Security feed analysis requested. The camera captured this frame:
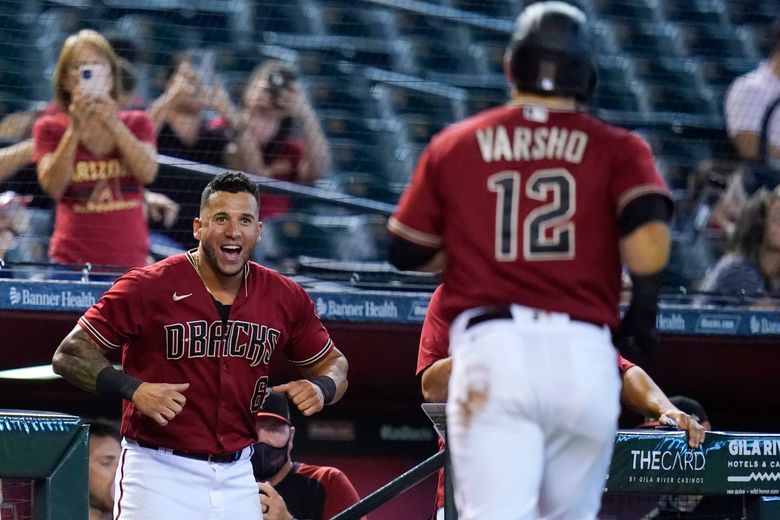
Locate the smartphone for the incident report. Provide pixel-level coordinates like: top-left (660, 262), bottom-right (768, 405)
top-left (79, 64), bottom-right (111, 97)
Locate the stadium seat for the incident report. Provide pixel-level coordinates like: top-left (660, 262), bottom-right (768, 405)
top-left (371, 82), bottom-right (463, 122)
top-left (632, 56), bottom-right (704, 90)
top-left (611, 20), bottom-right (686, 58)
top-left (401, 113), bottom-right (446, 145)
top-left (331, 172), bottom-right (398, 204)
top-left (446, 0), bottom-right (521, 18)
top-left (591, 0), bottom-right (660, 22)
top-left (303, 76), bottom-right (377, 118)
top-left (329, 137), bottom-right (385, 176)
top-left (254, 214), bottom-right (335, 265)
top-left (644, 83), bottom-right (718, 117)
top-left (254, 1), bottom-right (311, 35)
top-left (661, 0), bottom-right (726, 25)
top-left (466, 86), bottom-right (507, 116)
top-left (679, 22), bottom-right (752, 59)
top-left (319, 213), bottom-right (389, 262)
top-left (724, 0), bottom-right (777, 28)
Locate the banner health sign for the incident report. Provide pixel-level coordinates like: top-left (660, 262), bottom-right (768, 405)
top-left (606, 431), bottom-right (780, 495)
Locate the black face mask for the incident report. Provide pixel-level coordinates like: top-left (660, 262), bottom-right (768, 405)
top-left (252, 442), bottom-right (289, 480)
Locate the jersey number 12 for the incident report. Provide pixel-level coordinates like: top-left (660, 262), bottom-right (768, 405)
top-left (488, 168), bottom-right (575, 262)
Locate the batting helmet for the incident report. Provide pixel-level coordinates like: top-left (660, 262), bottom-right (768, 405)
top-left (506, 1), bottom-right (597, 102)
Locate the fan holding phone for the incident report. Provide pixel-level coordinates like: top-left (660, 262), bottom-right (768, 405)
top-left (32, 29), bottom-right (158, 271)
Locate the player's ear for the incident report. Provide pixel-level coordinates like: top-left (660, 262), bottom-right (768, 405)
top-left (288, 426), bottom-right (295, 451)
top-left (193, 217), bottom-right (202, 240)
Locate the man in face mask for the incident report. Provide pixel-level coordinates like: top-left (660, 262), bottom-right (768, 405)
top-left (252, 392), bottom-right (365, 520)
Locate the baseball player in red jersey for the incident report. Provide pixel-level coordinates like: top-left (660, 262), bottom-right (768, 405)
top-left (418, 285), bottom-right (705, 519)
top-left (52, 171), bottom-right (349, 519)
top-left (388, 3), bottom-right (672, 518)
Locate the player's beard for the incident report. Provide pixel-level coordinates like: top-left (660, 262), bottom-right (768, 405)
top-left (201, 241), bottom-right (248, 279)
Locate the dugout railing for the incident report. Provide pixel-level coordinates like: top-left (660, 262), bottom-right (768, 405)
top-left (332, 429), bottom-right (780, 520)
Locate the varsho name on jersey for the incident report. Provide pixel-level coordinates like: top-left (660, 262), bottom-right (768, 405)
top-left (165, 320), bottom-right (280, 367)
top-left (476, 125), bottom-right (588, 164)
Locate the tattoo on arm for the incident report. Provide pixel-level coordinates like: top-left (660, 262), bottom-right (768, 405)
top-left (52, 327), bottom-right (112, 393)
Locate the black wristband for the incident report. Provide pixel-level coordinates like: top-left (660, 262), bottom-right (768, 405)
top-left (96, 366), bottom-right (143, 401)
top-left (629, 271), bottom-right (664, 311)
top-left (312, 375), bottom-right (337, 405)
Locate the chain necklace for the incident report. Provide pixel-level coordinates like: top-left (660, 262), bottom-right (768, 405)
top-left (192, 251), bottom-right (222, 303)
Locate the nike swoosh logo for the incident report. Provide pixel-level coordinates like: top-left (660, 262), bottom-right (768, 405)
top-left (172, 292), bottom-right (193, 302)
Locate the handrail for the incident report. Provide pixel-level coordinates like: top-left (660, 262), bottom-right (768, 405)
top-left (330, 450), bottom-right (445, 520)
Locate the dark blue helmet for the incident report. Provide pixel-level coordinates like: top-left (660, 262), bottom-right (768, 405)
top-left (506, 1), bottom-right (597, 102)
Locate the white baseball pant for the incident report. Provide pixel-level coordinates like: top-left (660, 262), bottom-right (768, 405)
top-left (114, 439), bottom-right (262, 520)
top-left (446, 304), bottom-right (621, 520)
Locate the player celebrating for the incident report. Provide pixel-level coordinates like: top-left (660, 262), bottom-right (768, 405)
top-left (52, 171), bottom-right (348, 519)
top-left (388, 2), bottom-right (672, 518)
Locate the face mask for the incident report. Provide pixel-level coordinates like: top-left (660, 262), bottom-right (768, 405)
top-left (252, 442), bottom-right (289, 480)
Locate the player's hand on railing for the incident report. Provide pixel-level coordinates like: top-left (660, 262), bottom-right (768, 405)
top-left (273, 380), bottom-right (324, 417)
top-left (258, 482), bottom-right (293, 520)
top-left (131, 382), bottom-right (190, 426)
top-left (660, 410), bottom-right (706, 449)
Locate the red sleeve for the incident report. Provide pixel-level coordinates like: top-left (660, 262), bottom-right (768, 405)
top-left (120, 111), bottom-right (156, 145)
top-left (387, 144), bottom-right (444, 248)
top-left (78, 272), bottom-right (145, 350)
top-left (617, 354), bottom-right (636, 374)
top-left (32, 114), bottom-right (67, 161)
top-left (416, 285), bottom-right (450, 376)
top-left (284, 283), bottom-right (334, 367)
top-left (609, 132), bottom-right (670, 218)
top-left (318, 467), bottom-right (362, 520)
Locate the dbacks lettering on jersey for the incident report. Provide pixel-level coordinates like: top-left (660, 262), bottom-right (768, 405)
top-left (476, 125), bottom-right (588, 164)
top-left (164, 320), bottom-right (280, 367)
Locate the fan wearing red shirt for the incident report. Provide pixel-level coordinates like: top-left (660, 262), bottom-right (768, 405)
top-left (34, 29), bottom-right (158, 269)
top-left (52, 171), bottom-right (349, 520)
top-left (210, 60), bottom-right (331, 219)
top-left (417, 285), bottom-right (706, 519)
top-left (253, 392), bottom-right (364, 520)
top-left (388, 3), bottom-right (674, 518)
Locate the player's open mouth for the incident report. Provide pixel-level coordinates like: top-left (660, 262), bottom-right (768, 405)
top-left (220, 245), bottom-right (242, 261)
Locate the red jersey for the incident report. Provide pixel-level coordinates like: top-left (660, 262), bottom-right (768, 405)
top-left (390, 104), bottom-right (669, 329)
top-left (275, 462), bottom-right (363, 520)
top-left (417, 283), bottom-right (636, 509)
top-left (33, 111), bottom-right (156, 267)
top-left (78, 251), bottom-right (334, 454)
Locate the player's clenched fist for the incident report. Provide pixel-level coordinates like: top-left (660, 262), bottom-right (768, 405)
top-left (273, 381), bottom-right (324, 417)
top-left (257, 482), bottom-right (292, 520)
top-left (131, 382), bottom-right (190, 426)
